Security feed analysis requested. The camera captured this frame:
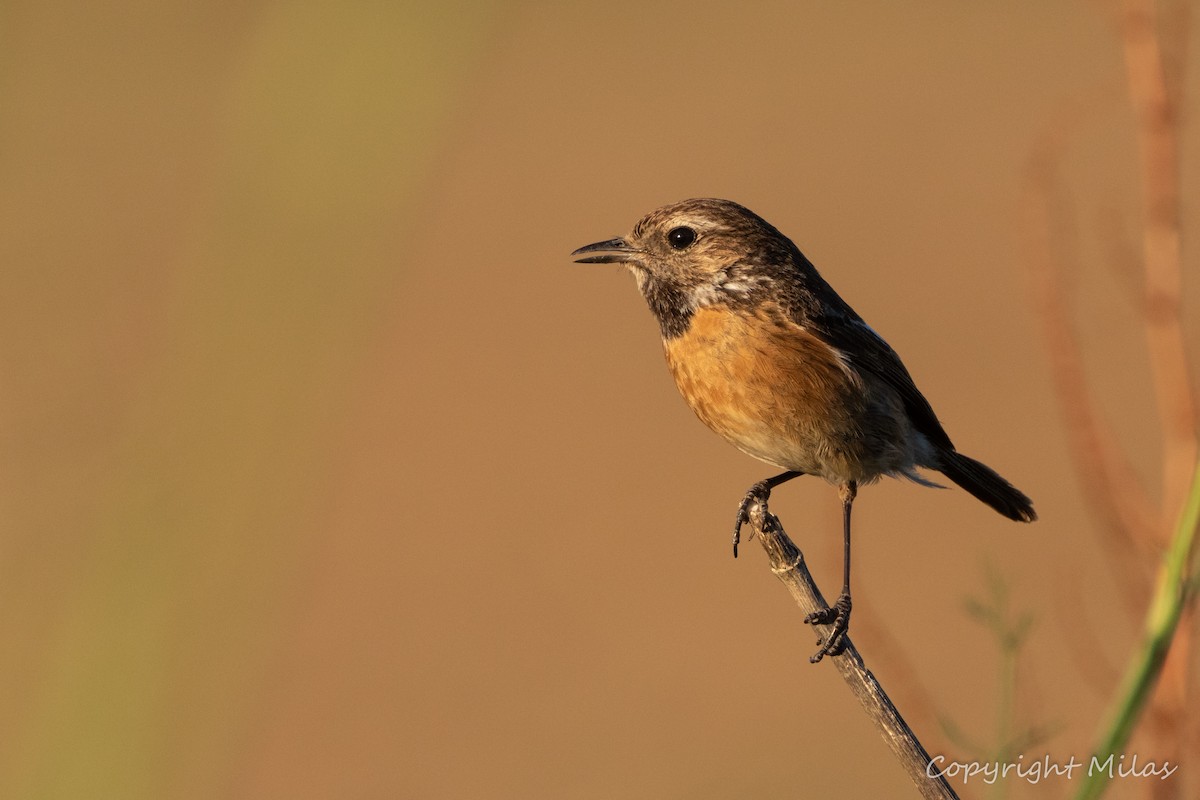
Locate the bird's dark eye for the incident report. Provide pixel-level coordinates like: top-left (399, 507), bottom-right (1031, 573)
top-left (667, 226), bottom-right (696, 249)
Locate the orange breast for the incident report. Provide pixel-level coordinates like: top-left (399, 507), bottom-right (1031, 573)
top-left (662, 305), bottom-right (883, 479)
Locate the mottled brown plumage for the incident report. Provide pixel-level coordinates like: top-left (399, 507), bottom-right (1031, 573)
top-left (573, 198), bottom-right (1035, 661)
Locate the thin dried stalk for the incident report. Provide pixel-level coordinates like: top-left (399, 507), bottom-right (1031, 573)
top-left (746, 503), bottom-right (959, 800)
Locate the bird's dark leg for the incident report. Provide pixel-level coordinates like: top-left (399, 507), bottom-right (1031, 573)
top-left (805, 480), bottom-right (857, 662)
top-left (732, 470), bottom-right (803, 557)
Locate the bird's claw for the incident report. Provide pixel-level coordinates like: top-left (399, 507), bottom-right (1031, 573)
top-left (732, 479), bottom-right (775, 558)
top-left (805, 592), bottom-right (852, 663)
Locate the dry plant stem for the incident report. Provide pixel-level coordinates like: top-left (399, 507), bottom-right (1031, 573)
top-left (1121, 0), bottom-right (1198, 521)
top-left (1021, 3), bottom-right (1198, 792)
top-left (747, 503), bottom-right (959, 800)
top-left (1024, 140), bottom-right (1159, 598)
top-left (1120, 0), bottom-right (1198, 786)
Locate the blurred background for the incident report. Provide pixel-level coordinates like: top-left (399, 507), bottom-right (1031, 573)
top-left (1, 2), bottom-right (1197, 798)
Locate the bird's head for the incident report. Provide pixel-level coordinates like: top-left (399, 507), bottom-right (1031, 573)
top-left (573, 198), bottom-right (806, 337)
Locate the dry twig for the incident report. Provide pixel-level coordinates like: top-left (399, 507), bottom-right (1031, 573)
top-left (746, 501), bottom-right (959, 800)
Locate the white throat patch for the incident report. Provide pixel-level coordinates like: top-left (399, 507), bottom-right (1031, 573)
top-left (686, 271), bottom-right (762, 310)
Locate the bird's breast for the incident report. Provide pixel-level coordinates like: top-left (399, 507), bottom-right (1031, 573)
top-left (662, 305), bottom-right (890, 479)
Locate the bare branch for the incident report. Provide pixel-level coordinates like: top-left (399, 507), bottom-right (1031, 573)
top-left (747, 503), bottom-right (960, 800)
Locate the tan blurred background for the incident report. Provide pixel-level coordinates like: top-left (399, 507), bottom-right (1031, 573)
top-left (1, 2), bottom-right (1197, 798)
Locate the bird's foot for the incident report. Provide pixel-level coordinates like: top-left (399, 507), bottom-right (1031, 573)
top-left (732, 479), bottom-right (777, 558)
top-left (804, 592), bottom-right (852, 663)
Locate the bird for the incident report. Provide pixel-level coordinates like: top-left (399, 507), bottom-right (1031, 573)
top-left (572, 198), bottom-right (1036, 662)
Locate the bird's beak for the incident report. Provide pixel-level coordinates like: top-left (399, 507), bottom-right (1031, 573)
top-left (572, 237), bottom-right (637, 264)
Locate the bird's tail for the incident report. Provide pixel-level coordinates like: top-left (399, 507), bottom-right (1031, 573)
top-left (937, 450), bottom-right (1036, 522)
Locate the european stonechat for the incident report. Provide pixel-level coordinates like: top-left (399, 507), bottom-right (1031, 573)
top-left (573, 198), bottom-right (1036, 661)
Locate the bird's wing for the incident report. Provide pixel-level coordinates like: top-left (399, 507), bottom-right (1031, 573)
top-left (809, 311), bottom-right (955, 452)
